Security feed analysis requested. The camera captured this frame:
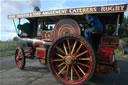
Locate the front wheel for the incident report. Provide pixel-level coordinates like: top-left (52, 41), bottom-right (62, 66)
top-left (15, 47), bottom-right (26, 70)
top-left (47, 34), bottom-right (96, 85)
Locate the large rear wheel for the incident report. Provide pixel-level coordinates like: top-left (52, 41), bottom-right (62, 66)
top-left (15, 47), bottom-right (26, 70)
top-left (47, 34), bottom-right (96, 85)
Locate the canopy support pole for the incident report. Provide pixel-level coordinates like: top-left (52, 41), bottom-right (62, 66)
top-left (12, 19), bottom-right (18, 33)
top-left (115, 14), bottom-right (120, 36)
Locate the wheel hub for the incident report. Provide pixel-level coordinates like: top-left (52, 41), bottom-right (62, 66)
top-left (65, 56), bottom-right (73, 64)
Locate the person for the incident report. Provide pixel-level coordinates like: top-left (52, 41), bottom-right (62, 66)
top-left (17, 23), bottom-right (32, 37)
top-left (85, 15), bottom-right (103, 43)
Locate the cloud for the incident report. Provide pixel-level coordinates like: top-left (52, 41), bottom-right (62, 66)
top-left (0, 0), bottom-right (24, 13)
top-left (41, 0), bottom-right (67, 10)
top-left (0, 32), bottom-right (17, 41)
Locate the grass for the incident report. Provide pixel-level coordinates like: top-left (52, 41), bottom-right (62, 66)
top-left (0, 41), bottom-right (17, 57)
top-left (114, 37), bottom-right (128, 56)
top-left (0, 50), bottom-right (15, 57)
top-left (0, 41), bottom-right (16, 46)
top-left (0, 41), bottom-right (17, 51)
top-left (114, 48), bottom-right (124, 56)
top-left (0, 40), bottom-right (28, 57)
top-left (121, 37), bottom-right (128, 42)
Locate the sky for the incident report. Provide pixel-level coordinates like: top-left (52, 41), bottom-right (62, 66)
top-left (0, 0), bottom-right (128, 41)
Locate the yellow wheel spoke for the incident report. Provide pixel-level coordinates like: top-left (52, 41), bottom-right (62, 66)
top-left (18, 51), bottom-right (21, 56)
top-left (16, 56), bottom-right (19, 60)
top-left (65, 64), bottom-right (69, 80)
top-left (19, 55), bottom-right (22, 59)
top-left (17, 61), bottom-right (21, 66)
top-left (76, 50), bottom-right (88, 58)
top-left (77, 62), bottom-right (89, 68)
top-left (57, 62), bottom-right (65, 68)
top-left (52, 59), bottom-right (63, 62)
top-left (56, 46), bottom-right (65, 55)
top-left (56, 53), bottom-right (64, 59)
top-left (16, 55), bottom-right (22, 60)
top-left (71, 41), bottom-right (77, 54)
top-left (90, 56), bottom-right (93, 62)
top-left (71, 66), bottom-right (73, 80)
top-left (67, 39), bottom-right (71, 53)
top-left (78, 58), bottom-right (91, 61)
top-left (63, 43), bottom-right (68, 55)
top-left (75, 43), bottom-right (83, 55)
top-left (58, 65), bottom-right (66, 74)
top-left (72, 65), bottom-right (80, 79)
top-left (77, 65), bottom-right (86, 75)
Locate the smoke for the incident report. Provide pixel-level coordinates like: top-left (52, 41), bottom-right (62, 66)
top-left (1, 0), bottom-right (23, 14)
top-left (0, 0), bottom-right (41, 14)
top-left (27, 0), bottom-right (41, 9)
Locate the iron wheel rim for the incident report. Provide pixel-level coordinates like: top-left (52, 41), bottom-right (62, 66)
top-left (15, 48), bottom-right (23, 68)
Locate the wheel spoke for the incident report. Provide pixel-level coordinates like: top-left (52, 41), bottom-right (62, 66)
top-left (57, 62), bottom-right (65, 68)
top-left (76, 50), bottom-right (88, 58)
top-left (77, 62), bottom-right (89, 68)
top-left (67, 39), bottom-right (71, 53)
top-left (90, 56), bottom-right (93, 62)
top-left (52, 59), bottom-right (63, 62)
top-left (56, 46), bottom-right (66, 55)
top-left (65, 64), bottom-right (69, 80)
top-left (63, 43), bottom-right (68, 55)
top-left (16, 56), bottom-right (22, 61)
top-left (56, 53), bottom-right (64, 59)
top-left (16, 56), bottom-right (19, 61)
top-left (71, 41), bottom-right (77, 54)
top-left (75, 43), bottom-right (83, 55)
top-left (17, 61), bottom-right (21, 67)
top-left (78, 58), bottom-right (91, 61)
top-left (77, 65), bottom-right (86, 75)
top-left (18, 51), bottom-right (20, 56)
top-left (71, 65), bottom-right (73, 80)
top-left (58, 65), bottom-right (66, 74)
top-left (72, 65), bottom-right (80, 79)
top-left (18, 51), bottom-right (21, 57)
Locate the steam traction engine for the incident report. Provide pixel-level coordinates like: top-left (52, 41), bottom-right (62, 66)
top-left (8, 3), bottom-right (128, 85)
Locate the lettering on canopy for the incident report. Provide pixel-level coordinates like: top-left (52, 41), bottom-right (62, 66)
top-left (8, 4), bottom-right (127, 19)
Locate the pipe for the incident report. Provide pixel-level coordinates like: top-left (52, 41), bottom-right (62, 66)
top-left (19, 38), bottom-right (52, 47)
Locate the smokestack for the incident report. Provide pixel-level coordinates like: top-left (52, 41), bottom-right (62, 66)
top-left (34, 6), bottom-right (40, 11)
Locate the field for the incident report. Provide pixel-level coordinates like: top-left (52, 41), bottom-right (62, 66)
top-left (0, 41), bottom-right (17, 56)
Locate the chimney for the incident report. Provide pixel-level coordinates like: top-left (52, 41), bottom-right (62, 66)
top-left (34, 6), bottom-right (40, 11)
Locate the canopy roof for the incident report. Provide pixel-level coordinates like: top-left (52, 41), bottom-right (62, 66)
top-left (8, 3), bottom-right (128, 24)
